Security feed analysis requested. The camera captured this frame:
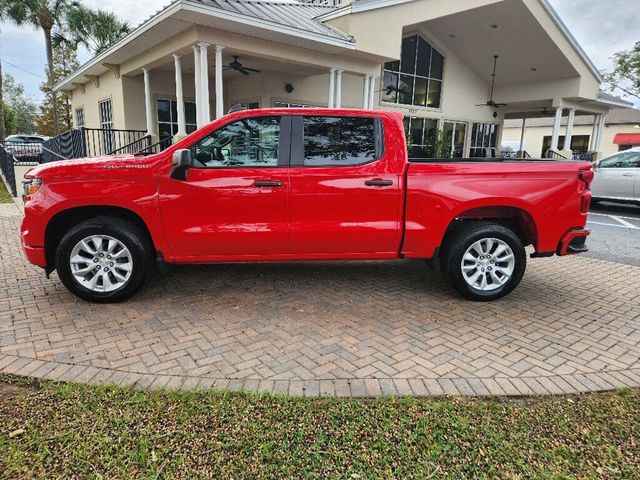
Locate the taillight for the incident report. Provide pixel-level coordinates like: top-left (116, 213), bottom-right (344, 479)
top-left (579, 169), bottom-right (594, 188)
top-left (578, 168), bottom-right (593, 213)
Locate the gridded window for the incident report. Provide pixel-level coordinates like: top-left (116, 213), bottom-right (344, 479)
top-left (382, 35), bottom-right (444, 108)
top-left (273, 100), bottom-right (322, 108)
top-left (157, 99), bottom-right (197, 143)
top-left (75, 107), bottom-right (85, 128)
top-left (190, 116), bottom-right (280, 168)
top-left (98, 99), bottom-right (113, 129)
top-left (470, 123), bottom-right (499, 157)
top-left (403, 116), bottom-right (439, 159)
top-left (303, 116), bottom-right (378, 166)
top-left (98, 99), bottom-right (114, 152)
top-left (228, 100), bottom-right (260, 113)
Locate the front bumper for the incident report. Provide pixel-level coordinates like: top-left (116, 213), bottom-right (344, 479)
top-left (21, 227), bottom-right (46, 267)
top-left (557, 229), bottom-right (590, 256)
top-left (22, 242), bottom-right (46, 267)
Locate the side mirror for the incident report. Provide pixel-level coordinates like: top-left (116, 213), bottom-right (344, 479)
top-left (593, 160), bottom-right (601, 171)
top-left (170, 149), bottom-right (192, 180)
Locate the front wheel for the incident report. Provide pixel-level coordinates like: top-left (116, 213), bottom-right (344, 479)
top-left (441, 222), bottom-right (526, 301)
top-left (55, 217), bottom-right (152, 303)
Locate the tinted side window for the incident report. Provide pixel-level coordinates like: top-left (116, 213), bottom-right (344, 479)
top-left (600, 152), bottom-right (640, 169)
top-left (303, 116), bottom-right (378, 166)
top-left (190, 116), bottom-right (280, 168)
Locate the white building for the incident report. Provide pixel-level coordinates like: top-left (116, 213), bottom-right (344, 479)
top-left (54, 0), bottom-right (622, 159)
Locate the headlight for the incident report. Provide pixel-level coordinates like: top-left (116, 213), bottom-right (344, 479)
top-left (22, 177), bottom-right (42, 198)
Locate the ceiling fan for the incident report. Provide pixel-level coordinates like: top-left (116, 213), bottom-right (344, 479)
top-left (223, 56), bottom-right (261, 75)
top-left (476, 55), bottom-right (508, 108)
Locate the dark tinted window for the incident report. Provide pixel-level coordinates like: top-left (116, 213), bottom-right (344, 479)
top-left (303, 116), bottom-right (378, 166)
top-left (600, 151), bottom-right (640, 168)
top-left (190, 116), bottom-right (280, 168)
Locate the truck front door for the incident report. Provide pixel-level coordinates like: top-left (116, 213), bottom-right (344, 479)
top-left (158, 115), bottom-right (290, 259)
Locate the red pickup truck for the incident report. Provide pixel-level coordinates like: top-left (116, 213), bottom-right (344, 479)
top-left (20, 109), bottom-right (593, 303)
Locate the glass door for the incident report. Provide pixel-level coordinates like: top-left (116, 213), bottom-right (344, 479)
top-left (443, 121), bottom-right (467, 158)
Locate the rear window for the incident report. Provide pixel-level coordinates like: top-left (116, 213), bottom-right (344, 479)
top-left (303, 116), bottom-right (379, 166)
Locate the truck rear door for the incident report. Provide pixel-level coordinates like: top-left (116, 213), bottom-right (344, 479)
top-left (287, 114), bottom-right (403, 256)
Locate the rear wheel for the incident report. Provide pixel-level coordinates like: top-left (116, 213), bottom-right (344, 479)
top-left (55, 217), bottom-right (152, 303)
top-left (441, 222), bottom-right (526, 301)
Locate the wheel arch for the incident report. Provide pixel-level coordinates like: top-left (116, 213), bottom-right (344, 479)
top-left (45, 205), bottom-right (155, 269)
top-left (442, 205), bottom-right (538, 252)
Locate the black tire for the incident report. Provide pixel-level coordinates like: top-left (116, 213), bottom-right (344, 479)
top-left (55, 216), bottom-right (152, 303)
top-left (441, 222), bottom-right (526, 301)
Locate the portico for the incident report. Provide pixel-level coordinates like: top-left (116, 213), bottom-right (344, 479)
top-left (52, 0), bottom-right (625, 160)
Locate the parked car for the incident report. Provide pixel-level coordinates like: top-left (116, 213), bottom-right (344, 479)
top-left (20, 109), bottom-right (593, 303)
top-left (591, 147), bottom-right (640, 206)
top-left (3, 134), bottom-right (48, 162)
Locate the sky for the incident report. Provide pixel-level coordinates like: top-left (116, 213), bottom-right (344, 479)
top-left (1, 0), bottom-right (639, 105)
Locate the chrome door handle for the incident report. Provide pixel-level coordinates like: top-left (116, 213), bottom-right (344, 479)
top-left (254, 181), bottom-right (282, 188)
top-left (365, 179), bottom-right (393, 187)
top-left (622, 173), bottom-right (634, 177)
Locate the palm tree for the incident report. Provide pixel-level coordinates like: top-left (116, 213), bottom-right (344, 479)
top-left (54, 4), bottom-right (129, 55)
top-left (0, 0), bottom-right (75, 135)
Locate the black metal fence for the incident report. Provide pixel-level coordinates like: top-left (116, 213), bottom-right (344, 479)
top-left (0, 144), bottom-right (18, 197)
top-left (40, 127), bottom-right (155, 162)
top-left (82, 128), bottom-right (149, 157)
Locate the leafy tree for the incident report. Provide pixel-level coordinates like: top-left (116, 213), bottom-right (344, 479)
top-left (3, 102), bottom-right (17, 135)
top-left (3, 73), bottom-right (39, 134)
top-left (54, 3), bottom-right (129, 54)
top-left (605, 41), bottom-right (640, 101)
top-left (36, 41), bottom-right (78, 136)
top-left (0, 0), bottom-right (76, 135)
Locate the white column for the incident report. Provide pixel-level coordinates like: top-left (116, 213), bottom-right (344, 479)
top-left (594, 114), bottom-right (605, 152)
top-left (589, 115), bottom-right (598, 151)
top-left (550, 106), bottom-right (563, 151)
top-left (193, 45), bottom-right (202, 128)
top-left (215, 45), bottom-right (225, 119)
top-left (143, 68), bottom-right (156, 137)
top-left (367, 75), bottom-right (376, 109)
top-left (173, 54), bottom-right (186, 137)
top-left (199, 43), bottom-right (210, 124)
top-left (328, 68), bottom-right (336, 108)
top-left (362, 74), bottom-right (371, 109)
top-left (335, 69), bottom-right (343, 108)
top-left (564, 108), bottom-right (576, 152)
top-left (519, 118), bottom-right (526, 152)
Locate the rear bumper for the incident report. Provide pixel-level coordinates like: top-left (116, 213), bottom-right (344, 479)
top-left (557, 229), bottom-right (590, 256)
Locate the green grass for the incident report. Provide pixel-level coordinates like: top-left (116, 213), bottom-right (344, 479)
top-left (0, 374), bottom-right (638, 479)
top-left (0, 178), bottom-right (12, 203)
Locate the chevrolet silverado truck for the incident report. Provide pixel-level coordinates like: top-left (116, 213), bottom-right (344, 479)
top-left (20, 109), bottom-right (593, 303)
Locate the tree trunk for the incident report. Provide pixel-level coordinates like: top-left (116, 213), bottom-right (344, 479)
top-left (44, 27), bottom-right (59, 135)
top-left (0, 60), bottom-right (5, 143)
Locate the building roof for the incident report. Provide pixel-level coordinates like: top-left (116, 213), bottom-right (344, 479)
top-left (192, 0), bottom-right (352, 42)
top-left (504, 107), bottom-right (640, 128)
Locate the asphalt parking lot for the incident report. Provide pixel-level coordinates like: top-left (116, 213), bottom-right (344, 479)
top-left (587, 202), bottom-right (640, 266)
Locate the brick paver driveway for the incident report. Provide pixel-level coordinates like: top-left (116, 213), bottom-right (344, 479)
top-left (1, 209), bottom-right (639, 397)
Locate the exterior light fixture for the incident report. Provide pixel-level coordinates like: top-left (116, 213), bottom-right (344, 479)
top-left (285, 83), bottom-right (294, 93)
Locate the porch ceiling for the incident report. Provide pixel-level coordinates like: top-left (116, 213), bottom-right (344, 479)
top-left (152, 51), bottom-right (325, 77)
top-left (422, 0), bottom-right (578, 87)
